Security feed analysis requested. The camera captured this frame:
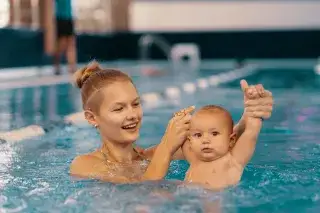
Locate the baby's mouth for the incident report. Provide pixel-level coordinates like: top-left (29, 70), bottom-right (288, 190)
top-left (201, 148), bottom-right (214, 153)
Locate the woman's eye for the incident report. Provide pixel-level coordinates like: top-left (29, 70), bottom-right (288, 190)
top-left (133, 102), bottom-right (140, 107)
top-left (113, 107), bottom-right (123, 112)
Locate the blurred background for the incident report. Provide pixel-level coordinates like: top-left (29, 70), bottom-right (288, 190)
top-left (0, 0), bottom-right (319, 68)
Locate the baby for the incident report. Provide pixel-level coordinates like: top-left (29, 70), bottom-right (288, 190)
top-left (182, 104), bottom-right (262, 190)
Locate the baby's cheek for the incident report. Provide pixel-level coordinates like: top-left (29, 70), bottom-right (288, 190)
top-left (191, 141), bottom-right (201, 151)
top-left (190, 141), bottom-right (197, 150)
top-left (221, 141), bottom-right (231, 152)
top-left (190, 138), bottom-right (198, 145)
top-left (214, 138), bottom-right (229, 149)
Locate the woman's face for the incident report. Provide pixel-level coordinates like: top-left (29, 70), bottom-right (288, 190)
top-left (94, 81), bottom-right (143, 145)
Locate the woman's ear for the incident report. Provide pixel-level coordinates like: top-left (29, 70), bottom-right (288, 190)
top-left (84, 109), bottom-right (98, 128)
top-left (229, 132), bottom-right (237, 149)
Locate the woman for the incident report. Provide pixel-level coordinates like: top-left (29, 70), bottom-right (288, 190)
top-left (70, 62), bottom-right (273, 182)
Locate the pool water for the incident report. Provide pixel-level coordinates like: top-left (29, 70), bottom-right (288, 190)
top-left (0, 64), bottom-right (320, 212)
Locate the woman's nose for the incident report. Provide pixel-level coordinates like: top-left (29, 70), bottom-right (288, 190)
top-left (126, 107), bottom-right (138, 120)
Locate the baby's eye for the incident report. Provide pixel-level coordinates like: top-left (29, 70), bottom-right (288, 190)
top-left (193, 133), bottom-right (202, 138)
top-left (211, 131), bottom-right (219, 136)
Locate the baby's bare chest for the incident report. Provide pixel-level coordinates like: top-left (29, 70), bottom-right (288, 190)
top-left (185, 165), bottom-right (242, 188)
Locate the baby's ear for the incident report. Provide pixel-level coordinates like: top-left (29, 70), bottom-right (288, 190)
top-left (229, 132), bottom-right (237, 149)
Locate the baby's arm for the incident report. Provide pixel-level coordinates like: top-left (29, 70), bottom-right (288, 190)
top-left (230, 116), bottom-right (262, 167)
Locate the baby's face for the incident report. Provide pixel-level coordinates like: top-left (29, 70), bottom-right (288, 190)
top-left (186, 111), bottom-right (234, 162)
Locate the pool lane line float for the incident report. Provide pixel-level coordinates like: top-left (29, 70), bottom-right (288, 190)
top-left (0, 125), bottom-right (46, 143)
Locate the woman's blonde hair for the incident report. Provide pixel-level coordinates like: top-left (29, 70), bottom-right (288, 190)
top-left (73, 61), bottom-right (133, 112)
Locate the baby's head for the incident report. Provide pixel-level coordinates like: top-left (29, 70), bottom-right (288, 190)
top-left (183, 105), bottom-right (236, 163)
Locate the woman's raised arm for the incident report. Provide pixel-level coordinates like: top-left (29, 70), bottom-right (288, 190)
top-left (142, 106), bottom-right (195, 180)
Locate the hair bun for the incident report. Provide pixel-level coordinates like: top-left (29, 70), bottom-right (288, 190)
top-left (73, 61), bottom-right (102, 89)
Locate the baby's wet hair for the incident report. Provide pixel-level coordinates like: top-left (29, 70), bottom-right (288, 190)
top-left (197, 105), bottom-right (234, 132)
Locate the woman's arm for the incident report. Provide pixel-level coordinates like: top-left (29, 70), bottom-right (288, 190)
top-left (142, 106), bottom-right (194, 180)
top-left (142, 139), bottom-right (172, 180)
top-left (142, 145), bottom-right (185, 160)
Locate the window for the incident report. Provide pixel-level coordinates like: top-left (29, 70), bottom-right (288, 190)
top-left (0, 0), bottom-right (10, 28)
top-left (72, 0), bottom-right (112, 33)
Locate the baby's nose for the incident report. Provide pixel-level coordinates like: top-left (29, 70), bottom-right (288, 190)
top-left (202, 138), bottom-right (210, 144)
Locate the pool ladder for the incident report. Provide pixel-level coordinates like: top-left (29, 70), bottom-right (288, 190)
top-left (138, 34), bottom-right (201, 70)
top-left (315, 57), bottom-right (320, 75)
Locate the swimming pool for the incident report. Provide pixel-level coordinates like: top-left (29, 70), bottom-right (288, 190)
top-left (0, 60), bottom-right (319, 212)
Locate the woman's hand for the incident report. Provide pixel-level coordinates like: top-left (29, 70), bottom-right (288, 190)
top-left (240, 80), bottom-right (273, 119)
top-left (232, 80), bottom-right (273, 150)
top-left (161, 105), bottom-right (195, 155)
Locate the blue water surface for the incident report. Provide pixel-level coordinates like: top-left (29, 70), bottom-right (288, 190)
top-left (0, 63), bottom-right (319, 213)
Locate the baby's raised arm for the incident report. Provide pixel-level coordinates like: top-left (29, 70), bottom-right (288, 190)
top-left (230, 116), bottom-right (262, 167)
top-left (229, 81), bottom-right (271, 167)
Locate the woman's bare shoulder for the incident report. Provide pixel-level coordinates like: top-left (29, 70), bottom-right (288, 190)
top-left (69, 151), bottom-right (104, 177)
top-left (69, 152), bottom-right (139, 183)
